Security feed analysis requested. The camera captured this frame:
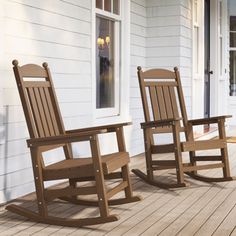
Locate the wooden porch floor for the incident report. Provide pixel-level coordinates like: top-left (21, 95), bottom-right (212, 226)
top-left (2, 143), bottom-right (236, 235)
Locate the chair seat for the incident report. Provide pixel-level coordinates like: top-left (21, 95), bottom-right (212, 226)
top-left (43, 152), bottom-right (129, 181)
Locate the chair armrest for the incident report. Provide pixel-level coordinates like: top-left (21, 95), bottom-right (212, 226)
top-left (66, 122), bottom-right (132, 134)
top-left (188, 115), bottom-right (232, 126)
top-left (141, 118), bottom-right (182, 129)
top-left (27, 129), bottom-right (106, 147)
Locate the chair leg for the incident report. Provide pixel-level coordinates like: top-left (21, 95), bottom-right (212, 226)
top-left (90, 135), bottom-right (110, 218)
top-left (121, 165), bottom-right (141, 202)
top-left (121, 165), bottom-right (133, 198)
top-left (143, 129), bottom-right (154, 181)
top-left (172, 122), bottom-right (185, 185)
top-left (31, 148), bottom-right (48, 217)
top-left (189, 151), bottom-right (197, 175)
top-left (186, 123), bottom-right (197, 175)
top-left (218, 119), bottom-right (231, 178)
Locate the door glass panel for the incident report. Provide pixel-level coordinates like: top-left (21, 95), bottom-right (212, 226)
top-left (104, 0), bottom-right (111, 12)
top-left (96, 0), bottom-right (103, 9)
top-left (230, 51), bottom-right (236, 96)
top-left (113, 0), bottom-right (120, 15)
top-left (230, 33), bottom-right (236, 47)
top-left (96, 17), bottom-right (115, 108)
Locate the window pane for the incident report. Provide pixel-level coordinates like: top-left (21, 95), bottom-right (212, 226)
top-left (230, 33), bottom-right (236, 47)
top-left (104, 0), bottom-right (111, 12)
top-left (230, 16), bottom-right (236, 31)
top-left (96, 0), bottom-right (102, 9)
top-left (113, 0), bottom-right (120, 15)
top-left (96, 17), bottom-right (115, 108)
top-left (230, 51), bottom-right (236, 96)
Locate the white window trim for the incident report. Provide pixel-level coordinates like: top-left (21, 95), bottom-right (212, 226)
top-left (91, 0), bottom-right (130, 124)
top-left (191, 0), bottom-right (204, 121)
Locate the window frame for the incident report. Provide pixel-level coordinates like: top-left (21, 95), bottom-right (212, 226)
top-left (91, 0), bottom-right (130, 124)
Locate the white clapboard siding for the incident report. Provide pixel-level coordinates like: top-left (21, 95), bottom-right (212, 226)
top-left (4, 1), bottom-right (91, 35)
top-left (129, 0), bottom-right (146, 156)
top-left (0, 0), bottom-right (93, 203)
top-left (5, 19), bottom-right (91, 48)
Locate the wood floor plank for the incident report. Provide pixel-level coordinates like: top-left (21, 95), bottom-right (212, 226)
top-left (194, 187), bottom-right (236, 236)
top-left (212, 204), bottom-right (236, 236)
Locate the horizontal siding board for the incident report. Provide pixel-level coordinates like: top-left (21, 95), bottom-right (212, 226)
top-left (5, 35), bottom-right (91, 61)
top-left (130, 24), bottom-right (146, 37)
top-left (131, 45), bottom-right (146, 57)
top-left (0, 153), bottom-right (31, 175)
top-left (5, 18), bottom-right (91, 48)
top-left (147, 36), bottom-right (180, 47)
top-left (5, 2), bottom-right (91, 35)
top-left (147, 16), bottom-right (181, 27)
top-left (59, 0), bottom-right (91, 9)
top-left (131, 13), bottom-right (146, 27)
top-left (147, 26), bottom-right (180, 37)
top-left (147, 6), bottom-right (181, 17)
top-left (9, 0), bottom-right (91, 22)
top-left (146, 57), bottom-right (180, 67)
top-left (1, 139), bottom-right (28, 158)
top-left (0, 168), bottom-right (34, 191)
top-left (131, 34), bottom-right (146, 47)
top-left (0, 181), bottom-right (35, 203)
top-left (146, 47), bottom-right (180, 57)
top-left (131, 1), bottom-right (146, 17)
top-left (2, 55), bottom-right (91, 74)
top-left (131, 55), bottom-right (146, 67)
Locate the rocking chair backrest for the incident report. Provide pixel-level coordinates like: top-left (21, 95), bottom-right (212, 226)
top-left (137, 66), bottom-right (188, 132)
top-left (13, 60), bottom-right (65, 139)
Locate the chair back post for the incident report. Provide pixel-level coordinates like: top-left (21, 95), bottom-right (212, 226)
top-left (13, 60), bottom-right (38, 138)
top-left (174, 67), bottom-right (188, 127)
top-left (137, 66), bottom-right (151, 122)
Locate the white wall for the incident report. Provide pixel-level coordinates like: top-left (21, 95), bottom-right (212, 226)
top-left (129, 0), bottom-right (146, 156)
top-left (0, 0), bottom-right (93, 203)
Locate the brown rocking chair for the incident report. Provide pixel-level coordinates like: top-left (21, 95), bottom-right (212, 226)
top-left (132, 66), bottom-right (234, 188)
top-left (6, 60), bottom-right (141, 227)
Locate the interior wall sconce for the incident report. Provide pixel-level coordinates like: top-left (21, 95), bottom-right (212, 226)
top-left (97, 36), bottom-right (110, 50)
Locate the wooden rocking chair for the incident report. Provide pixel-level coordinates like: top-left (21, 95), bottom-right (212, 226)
top-left (132, 66), bottom-right (234, 188)
top-left (6, 60), bottom-right (141, 227)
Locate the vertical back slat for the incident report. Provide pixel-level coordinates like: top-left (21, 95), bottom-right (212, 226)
top-left (156, 87), bottom-right (167, 120)
top-left (34, 87), bottom-right (50, 137)
top-left (163, 86), bottom-right (173, 119)
top-left (149, 86), bottom-right (160, 120)
top-left (27, 88), bottom-right (45, 137)
top-left (174, 68), bottom-right (188, 126)
top-left (39, 87), bottom-right (55, 136)
top-left (169, 86), bottom-right (179, 118)
top-left (44, 88), bottom-right (60, 135)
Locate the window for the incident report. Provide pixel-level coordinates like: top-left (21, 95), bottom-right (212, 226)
top-left (95, 0), bottom-right (121, 116)
top-left (229, 16), bottom-right (236, 96)
top-left (193, 0), bottom-right (200, 74)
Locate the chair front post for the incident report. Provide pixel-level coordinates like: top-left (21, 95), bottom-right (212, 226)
top-left (218, 119), bottom-right (231, 178)
top-left (143, 128), bottom-right (154, 180)
top-left (30, 147), bottom-right (48, 217)
top-left (172, 121), bottom-right (185, 184)
top-left (116, 127), bottom-right (133, 198)
top-left (90, 135), bottom-right (109, 218)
